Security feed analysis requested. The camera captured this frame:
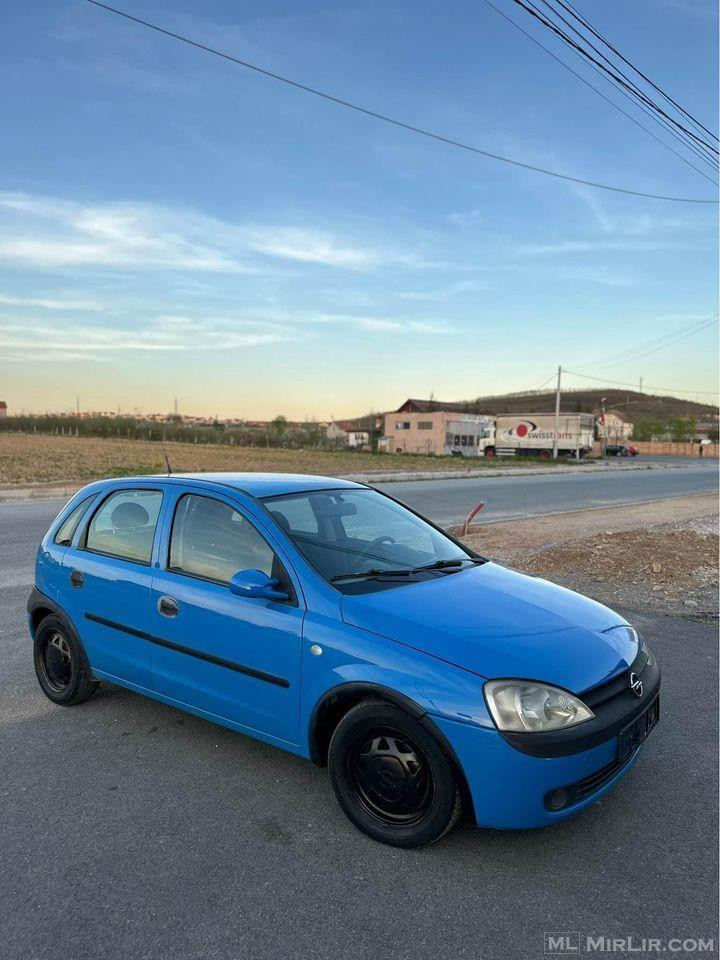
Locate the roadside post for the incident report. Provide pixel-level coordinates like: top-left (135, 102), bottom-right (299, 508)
top-left (461, 500), bottom-right (485, 538)
top-left (552, 366), bottom-right (561, 459)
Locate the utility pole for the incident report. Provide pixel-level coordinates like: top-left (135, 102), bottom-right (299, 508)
top-left (639, 377), bottom-right (643, 394)
top-left (76, 395), bottom-right (80, 417)
top-left (552, 366), bottom-right (561, 459)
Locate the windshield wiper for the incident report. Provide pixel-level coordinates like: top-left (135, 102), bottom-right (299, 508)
top-left (330, 568), bottom-right (421, 583)
top-left (412, 557), bottom-right (486, 572)
top-left (331, 557), bottom-right (486, 583)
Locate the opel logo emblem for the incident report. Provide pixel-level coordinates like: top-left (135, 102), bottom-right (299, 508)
top-left (629, 672), bottom-right (643, 698)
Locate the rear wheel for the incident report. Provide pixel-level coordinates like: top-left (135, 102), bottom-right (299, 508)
top-left (483, 447), bottom-right (496, 458)
top-left (538, 449), bottom-right (551, 460)
top-left (328, 700), bottom-right (461, 847)
top-left (34, 614), bottom-right (98, 706)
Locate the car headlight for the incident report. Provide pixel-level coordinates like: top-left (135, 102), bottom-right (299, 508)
top-left (484, 680), bottom-right (595, 733)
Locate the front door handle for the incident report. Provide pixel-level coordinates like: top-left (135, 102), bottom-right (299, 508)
top-left (69, 570), bottom-right (84, 589)
top-left (158, 595), bottom-right (179, 618)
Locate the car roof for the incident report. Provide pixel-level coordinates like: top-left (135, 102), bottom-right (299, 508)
top-left (141, 472), bottom-right (365, 498)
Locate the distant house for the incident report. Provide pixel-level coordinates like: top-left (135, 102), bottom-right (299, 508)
top-left (694, 419), bottom-right (719, 442)
top-left (597, 409), bottom-right (633, 441)
top-left (381, 400), bottom-right (493, 456)
top-left (0, 401), bottom-right (7, 418)
top-left (326, 420), bottom-right (370, 448)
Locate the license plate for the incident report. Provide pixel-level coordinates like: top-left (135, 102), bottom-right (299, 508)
top-left (618, 696), bottom-right (660, 763)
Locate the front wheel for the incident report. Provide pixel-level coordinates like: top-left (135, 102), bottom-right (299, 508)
top-left (328, 700), bottom-right (461, 847)
top-left (34, 614), bottom-right (98, 706)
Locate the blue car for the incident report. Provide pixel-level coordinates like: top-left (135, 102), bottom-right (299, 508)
top-left (29, 473), bottom-right (660, 847)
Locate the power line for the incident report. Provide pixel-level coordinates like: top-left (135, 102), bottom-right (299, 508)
top-left (479, 0), bottom-right (718, 186)
top-left (511, 0), bottom-right (718, 162)
top-left (515, 0), bottom-right (717, 171)
top-left (534, 3), bottom-right (719, 172)
top-left (84, 0), bottom-right (718, 204)
top-left (571, 314), bottom-right (719, 369)
top-left (533, 0), bottom-right (718, 159)
top-left (517, 371), bottom-right (558, 393)
top-left (510, 0), bottom-right (718, 172)
top-left (559, 0), bottom-right (718, 145)
top-left (563, 368), bottom-right (719, 396)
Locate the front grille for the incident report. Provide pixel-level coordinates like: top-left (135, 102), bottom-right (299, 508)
top-left (544, 753), bottom-right (634, 811)
top-left (572, 757), bottom-right (626, 801)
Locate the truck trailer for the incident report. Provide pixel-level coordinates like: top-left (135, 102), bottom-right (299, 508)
top-left (478, 413), bottom-right (595, 459)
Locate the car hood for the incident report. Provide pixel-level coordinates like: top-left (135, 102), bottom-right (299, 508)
top-left (340, 562), bottom-right (636, 693)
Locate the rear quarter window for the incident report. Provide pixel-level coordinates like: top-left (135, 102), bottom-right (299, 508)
top-left (54, 495), bottom-right (96, 546)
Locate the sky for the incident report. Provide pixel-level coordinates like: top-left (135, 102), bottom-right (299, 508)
top-left (0, 0), bottom-right (718, 419)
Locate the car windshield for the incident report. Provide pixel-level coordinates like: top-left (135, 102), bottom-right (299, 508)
top-left (261, 488), bottom-right (472, 585)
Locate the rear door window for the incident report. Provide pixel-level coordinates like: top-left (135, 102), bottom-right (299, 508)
top-left (84, 489), bottom-right (163, 564)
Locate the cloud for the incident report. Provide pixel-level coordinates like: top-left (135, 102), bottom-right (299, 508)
top-left (310, 313), bottom-right (451, 334)
top-left (569, 185), bottom-right (701, 238)
top-left (240, 226), bottom-right (377, 268)
top-left (0, 315), bottom-right (305, 363)
top-left (0, 191), bottom-right (398, 274)
top-left (516, 239), bottom-right (680, 256)
top-left (395, 278), bottom-right (489, 301)
top-left (0, 293), bottom-right (105, 310)
top-left (554, 266), bottom-right (636, 288)
top-left (445, 209), bottom-right (483, 226)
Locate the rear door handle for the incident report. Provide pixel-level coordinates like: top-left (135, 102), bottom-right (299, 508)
top-left (158, 596), bottom-right (179, 618)
top-left (69, 570), bottom-right (84, 589)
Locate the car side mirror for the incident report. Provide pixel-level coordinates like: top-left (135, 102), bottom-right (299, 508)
top-left (229, 569), bottom-right (289, 602)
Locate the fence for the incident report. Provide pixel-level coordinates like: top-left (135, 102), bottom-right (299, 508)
top-left (631, 441), bottom-right (719, 457)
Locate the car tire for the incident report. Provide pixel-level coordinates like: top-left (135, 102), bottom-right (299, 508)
top-left (33, 614), bottom-right (98, 706)
top-left (328, 699), bottom-right (462, 847)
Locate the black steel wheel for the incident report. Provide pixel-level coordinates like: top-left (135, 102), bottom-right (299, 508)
top-left (42, 630), bottom-right (73, 693)
top-left (328, 700), bottom-right (461, 847)
top-left (347, 728), bottom-right (434, 826)
top-left (33, 614), bottom-right (98, 706)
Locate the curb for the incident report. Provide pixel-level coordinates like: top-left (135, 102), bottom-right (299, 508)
top-left (0, 460), bottom-right (697, 503)
top-left (341, 461), bottom-right (687, 484)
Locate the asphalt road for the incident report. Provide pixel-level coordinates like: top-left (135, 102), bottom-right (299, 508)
top-left (377, 461), bottom-right (718, 526)
top-left (1, 471), bottom-right (718, 959)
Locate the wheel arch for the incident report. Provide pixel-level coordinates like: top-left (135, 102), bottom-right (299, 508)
top-left (27, 587), bottom-right (66, 636)
top-left (308, 681), bottom-right (476, 823)
top-left (27, 587), bottom-right (83, 649)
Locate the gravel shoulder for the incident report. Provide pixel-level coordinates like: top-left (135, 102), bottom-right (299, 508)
top-left (461, 493), bottom-right (719, 618)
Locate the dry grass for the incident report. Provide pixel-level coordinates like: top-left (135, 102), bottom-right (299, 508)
top-left (0, 432), bottom-right (552, 486)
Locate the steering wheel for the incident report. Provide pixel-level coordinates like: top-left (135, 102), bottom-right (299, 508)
top-left (349, 536), bottom-right (397, 572)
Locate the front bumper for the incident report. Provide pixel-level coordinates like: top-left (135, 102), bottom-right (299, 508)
top-left (434, 715), bottom-right (645, 828)
top-left (433, 646), bottom-right (660, 829)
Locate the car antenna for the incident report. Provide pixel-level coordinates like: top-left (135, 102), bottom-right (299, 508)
top-left (161, 438), bottom-right (173, 475)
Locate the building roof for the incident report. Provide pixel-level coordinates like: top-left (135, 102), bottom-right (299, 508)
top-left (395, 398), bottom-right (483, 413)
top-left (604, 409), bottom-right (632, 421)
top-left (331, 420), bottom-right (368, 432)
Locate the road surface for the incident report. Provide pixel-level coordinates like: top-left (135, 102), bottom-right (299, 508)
top-left (377, 462), bottom-right (718, 526)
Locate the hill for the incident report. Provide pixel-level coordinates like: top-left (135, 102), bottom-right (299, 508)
top-left (465, 388), bottom-right (717, 422)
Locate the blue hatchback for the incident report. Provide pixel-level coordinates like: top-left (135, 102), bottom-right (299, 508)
top-left (29, 472), bottom-right (660, 846)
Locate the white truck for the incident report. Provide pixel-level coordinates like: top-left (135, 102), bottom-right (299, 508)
top-left (478, 413), bottom-right (595, 459)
